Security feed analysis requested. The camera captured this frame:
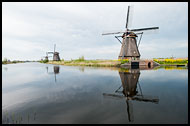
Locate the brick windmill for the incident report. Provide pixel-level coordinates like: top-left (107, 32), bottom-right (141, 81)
top-left (102, 6), bottom-right (159, 61)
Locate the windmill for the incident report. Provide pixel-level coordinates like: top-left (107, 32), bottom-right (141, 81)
top-left (103, 68), bottom-right (159, 122)
top-left (48, 44), bottom-right (61, 61)
top-left (42, 52), bottom-right (52, 61)
top-left (102, 6), bottom-right (159, 61)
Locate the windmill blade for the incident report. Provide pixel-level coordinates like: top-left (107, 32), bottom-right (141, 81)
top-left (102, 31), bottom-right (126, 35)
top-left (54, 44), bottom-right (56, 53)
top-left (129, 27), bottom-right (159, 32)
top-left (125, 6), bottom-right (130, 29)
top-left (128, 5), bottom-right (134, 30)
top-left (47, 52), bottom-right (54, 54)
top-left (125, 5), bottom-right (134, 30)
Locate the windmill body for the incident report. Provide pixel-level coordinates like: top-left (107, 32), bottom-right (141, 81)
top-left (53, 52), bottom-right (61, 61)
top-left (119, 33), bottom-right (140, 60)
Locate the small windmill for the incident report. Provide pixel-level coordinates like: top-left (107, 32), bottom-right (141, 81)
top-left (102, 6), bottom-right (159, 60)
top-left (48, 44), bottom-right (61, 61)
top-left (42, 52), bottom-right (52, 61)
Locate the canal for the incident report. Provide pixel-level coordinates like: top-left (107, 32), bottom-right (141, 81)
top-left (2, 62), bottom-right (188, 124)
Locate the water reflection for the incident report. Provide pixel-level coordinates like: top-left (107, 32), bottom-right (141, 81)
top-left (46, 66), bottom-right (60, 82)
top-left (158, 65), bottom-right (188, 70)
top-left (103, 68), bottom-right (159, 122)
top-left (78, 66), bottom-right (85, 72)
top-left (2, 63), bottom-right (187, 124)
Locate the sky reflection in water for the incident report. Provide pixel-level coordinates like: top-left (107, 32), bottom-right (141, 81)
top-left (2, 63), bottom-right (188, 124)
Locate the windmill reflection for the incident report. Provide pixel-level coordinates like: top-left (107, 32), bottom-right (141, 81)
top-left (46, 66), bottom-right (60, 82)
top-left (103, 68), bottom-right (159, 122)
top-left (78, 66), bottom-right (85, 72)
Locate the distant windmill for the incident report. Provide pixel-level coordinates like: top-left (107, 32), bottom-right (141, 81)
top-left (42, 52), bottom-right (52, 61)
top-left (102, 6), bottom-right (159, 60)
top-left (48, 44), bottom-right (61, 61)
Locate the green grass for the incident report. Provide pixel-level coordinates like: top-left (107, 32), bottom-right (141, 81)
top-left (153, 59), bottom-right (188, 65)
top-left (40, 59), bottom-right (49, 63)
top-left (2, 61), bottom-right (25, 64)
top-left (45, 57), bottom-right (188, 67)
top-left (47, 59), bottom-right (121, 67)
top-left (120, 60), bottom-right (129, 64)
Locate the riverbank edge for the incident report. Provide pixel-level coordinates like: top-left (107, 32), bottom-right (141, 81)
top-left (2, 62), bottom-right (25, 65)
top-left (46, 61), bottom-right (121, 67)
top-left (45, 61), bottom-right (188, 67)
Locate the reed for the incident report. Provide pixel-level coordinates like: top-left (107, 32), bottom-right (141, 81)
top-left (2, 110), bottom-right (36, 124)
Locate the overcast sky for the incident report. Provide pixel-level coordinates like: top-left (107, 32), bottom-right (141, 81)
top-left (2, 2), bottom-right (188, 61)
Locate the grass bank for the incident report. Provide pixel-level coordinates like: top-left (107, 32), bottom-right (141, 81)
top-left (43, 57), bottom-right (188, 67)
top-left (47, 59), bottom-right (122, 67)
top-left (2, 61), bottom-right (25, 64)
top-left (153, 58), bottom-right (188, 66)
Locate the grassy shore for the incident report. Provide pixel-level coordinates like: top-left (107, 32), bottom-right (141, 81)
top-left (2, 61), bottom-right (25, 65)
top-left (47, 59), bottom-right (122, 67)
top-left (153, 58), bottom-right (188, 66)
top-left (42, 57), bottom-right (188, 67)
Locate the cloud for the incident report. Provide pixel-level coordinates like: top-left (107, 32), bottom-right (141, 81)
top-left (2, 2), bottom-right (188, 60)
top-left (139, 38), bottom-right (188, 58)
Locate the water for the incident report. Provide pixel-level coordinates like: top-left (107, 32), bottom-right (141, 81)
top-left (2, 62), bottom-right (188, 124)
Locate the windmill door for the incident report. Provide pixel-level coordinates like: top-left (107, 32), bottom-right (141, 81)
top-left (131, 62), bottom-right (139, 67)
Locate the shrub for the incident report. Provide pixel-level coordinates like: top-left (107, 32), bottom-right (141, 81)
top-left (12, 61), bottom-right (17, 63)
top-left (2, 58), bottom-right (8, 64)
top-left (40, 59), bottom-right (49, 63)
top-left (153, 58), bottom-right (188, 64)
top-left (78, 56), bottom-right (85, 61)
top-left (121, 59), bottom-right (129, 64)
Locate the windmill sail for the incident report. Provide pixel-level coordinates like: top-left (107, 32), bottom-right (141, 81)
top-left (129, 27), bottom-right (159, 32)
top-left (102, 31), bottom-right (125, 35)
top-left (54, 44), bottom-right (56, 53)
top-left (126, 6), bottom-right (130, 29)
